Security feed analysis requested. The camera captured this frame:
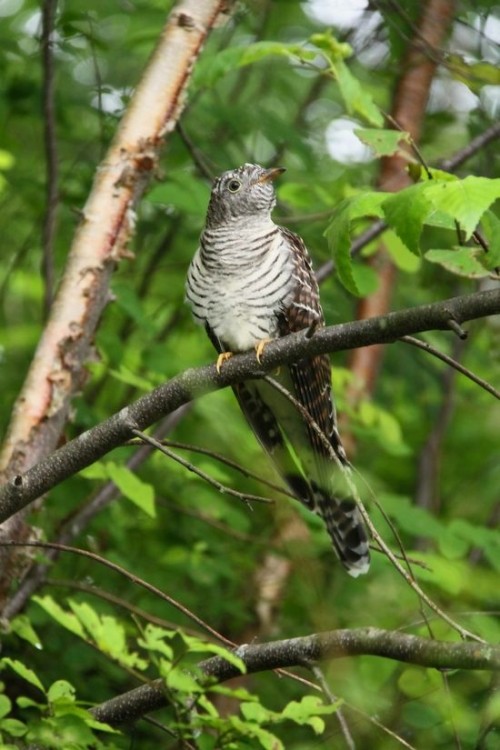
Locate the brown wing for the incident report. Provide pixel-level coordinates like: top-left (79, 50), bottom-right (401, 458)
top-left (277, 226), bottom-right (348, 468)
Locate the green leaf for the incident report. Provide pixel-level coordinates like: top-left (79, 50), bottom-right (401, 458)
top-left (0, 150), bottom-right (14, 170)
top-left (481, 211), bottom-right (500, 271)
top-left (324, 192), bottom-right (387, 294)
top-left (68, 601), bottom-right (148, 669)
top-left (47, 681), bottom-right (76, 704)
top-left (0, 659), bottom-right (45, 694)
top-left (448, 54), bottom-right (500, 88)
top-left (240, 701), bottom-right (275, 724)
top-left (229, 716), bottom-right (284, 750)
top-left (0, 718), bottom-right (27, 737)
top-left (178, 632), bottom-right (247, 674)
top-left (309, 32), bottom-right (352, 61)
top-left (33, 595), bottom-right (87, 639)
top-left (193, 41), bottom-right (316, 89)
top-left (138, 624), bottom-right (174, 660)
top-left (331, 59), bottom-right (383, 126)
top-left (425, 247), bottom-right (489, 278)
top-left (165, 667), bottom-right (201, 693)
top-left (384, 230), bottom-right (421, 272)
top-left (0, 695), bottom-right (12, 719)
top-left (280, 695), bottom-right (342, 735)
top-left (350, 262), bottom-right (379, 296)
top-left (79, 462), bottom-right (108, 480)
top-left (106, 462), bottom-right (156, 518)
top-left (424, 176), bottom-right (500, 239)
top-left (355, 128), bottom-right (411, 157)
top-left (382, 184), bottom-right (433, 255)
top-left (10, 615), bottom-right (42, 649)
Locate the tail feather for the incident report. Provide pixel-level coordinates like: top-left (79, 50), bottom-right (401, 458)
top-left (314, 488), bottom-right (370, 577)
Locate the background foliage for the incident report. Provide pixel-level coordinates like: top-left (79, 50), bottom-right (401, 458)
top-left (1, 0), bottom-right (499, 747)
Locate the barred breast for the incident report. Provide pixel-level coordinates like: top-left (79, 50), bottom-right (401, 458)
top-left (186, 221), bottom-right (296, 352)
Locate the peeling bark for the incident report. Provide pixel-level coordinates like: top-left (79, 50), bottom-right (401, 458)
top-left (0, 0), bottom-right (232, 605)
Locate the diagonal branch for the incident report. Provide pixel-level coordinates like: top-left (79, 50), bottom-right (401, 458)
top-left (0, 0), bottom-right (232, 605)
top-left (90, 627), bottom-right (500, 726)
top-left (0, 288), bottom-right (498, 526)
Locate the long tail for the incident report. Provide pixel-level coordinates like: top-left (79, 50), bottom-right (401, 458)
top-left (314, 488), bottom-right (370, 577)
top-left (285, 472), bottom-right (370, 577)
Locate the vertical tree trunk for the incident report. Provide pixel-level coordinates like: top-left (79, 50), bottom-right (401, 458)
top-left (349, 0), bottom-right (456, 398)
top-left (0, 0), bottom-right (232, 608)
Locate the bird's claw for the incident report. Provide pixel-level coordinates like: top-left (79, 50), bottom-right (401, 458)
top-left (216, 352), bottom-right (233, 373)
top-left (255, 338), bottom-right (273, 364)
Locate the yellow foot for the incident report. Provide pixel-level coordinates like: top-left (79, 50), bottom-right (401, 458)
top-left (255, 338), bottom-right (273, 364)
top-left (216, 351), bottom-right (233, 373)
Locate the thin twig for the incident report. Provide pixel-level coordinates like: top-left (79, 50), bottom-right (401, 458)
top-left (359, 505), bottom-right (483, 643)
top-left (310, 664), bottom-right (356, 750)
top-left (342, 700), bottom-right (418, 750)
top-left (46, 577), bottom-right (205, 636)
top-left (1, 540), bottom-right (235, 646)
top-left (128, 437), bottom-right (297, 501)
top-left (176, 122), bottom-right (214, 180)
top-left (131, 429), bottom-right (274, 507)
top-left (400, 335), bottom-right (500, 400)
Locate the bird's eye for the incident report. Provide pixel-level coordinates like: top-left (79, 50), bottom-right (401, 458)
top-left (227, 179), bottom-right (241, 193)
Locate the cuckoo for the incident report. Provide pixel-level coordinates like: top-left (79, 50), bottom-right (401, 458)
top-left (186, 163), bottom-right (370, 576)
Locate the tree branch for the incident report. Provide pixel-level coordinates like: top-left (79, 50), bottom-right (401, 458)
top-left (1, 408), bottom-right (189, 621)
top-left (90, 627), bottom-right (500, 726)
top-left (0, 288), bottom-right (498, 524)
top-left (0, 0), bottom-right (232, 605)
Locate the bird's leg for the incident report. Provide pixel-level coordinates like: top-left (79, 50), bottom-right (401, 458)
top-left (255, 338), bottom-right (273, 364)
top-left (216, 351), bottom-right (233, 373)
top-left (305, 319), bottom-right (319, 339)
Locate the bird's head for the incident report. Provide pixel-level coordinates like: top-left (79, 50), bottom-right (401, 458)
top-left (205, 163), bottom-right (285, 228)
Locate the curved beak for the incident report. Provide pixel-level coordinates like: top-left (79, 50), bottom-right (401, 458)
top-left (257, 166), bottom-right (286, 184)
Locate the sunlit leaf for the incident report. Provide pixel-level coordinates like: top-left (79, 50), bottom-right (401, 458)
top-left (0, 659), bottom-right (45, 694)
top-left (424, 176), bottom-right (500, 239)
top-left (355, 128), bottom-right (411, 157)
top-left (382, 184), bottom-right (433, 255)
top-left (425, 247), bottom-right (489, 278)
top-left (106, 462), bottom-right (156, 518)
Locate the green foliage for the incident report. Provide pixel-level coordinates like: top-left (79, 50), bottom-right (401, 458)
top-left (1, 0), bottom-right (500, 748)
top-left (326, 172), bottom-right (500, 292)
top-left (0, 658), bottom-right (119, 749)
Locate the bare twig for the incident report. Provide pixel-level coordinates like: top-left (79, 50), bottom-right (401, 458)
top-left (46, 577), bottom-right (205, 636)
top-left (400, 335), bottom-right (500, 400)
top-left (142, 439), bottom-right (296, 500)
top-left (358, 503), bottom-right (483, 642)
top-left (310, 664), bottom-right (355, 750)
top-left (1, 540), bottom-right (235, 647)
top-left (131, 429), bottom-right (273, 506)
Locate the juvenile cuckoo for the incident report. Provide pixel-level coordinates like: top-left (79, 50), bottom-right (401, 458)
top-left (186, 163), bottom-right (370, 576)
